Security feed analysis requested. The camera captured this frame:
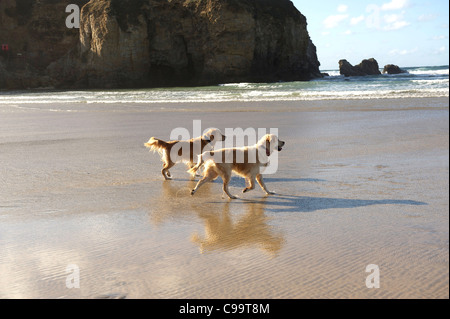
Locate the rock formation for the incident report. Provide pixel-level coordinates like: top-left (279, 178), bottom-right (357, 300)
top-left (1, 0), bottom-right (322, 89)
top-left (339, 59), bottom-right (364, 77)
top-left (0, 0), bottom-right (89, 89)
top-left (339, 58), bottom-right (381, 77)
top-left (383, 64), bottom-right (407, 74)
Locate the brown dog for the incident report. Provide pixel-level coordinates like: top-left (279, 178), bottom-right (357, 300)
top-left (189, 134), bottom-right (285, 199)
top-left (145, 128), bottom-right (226, 180)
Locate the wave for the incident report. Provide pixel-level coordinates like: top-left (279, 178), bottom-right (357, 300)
top-left (1, 89), bottom-right (447, 105)
top-left (1, 66), bottom-right (448, 104)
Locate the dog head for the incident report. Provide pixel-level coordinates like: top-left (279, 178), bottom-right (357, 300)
top-left (203, 128), bottom-right (226, 145)
top-left (259, 134), bottom-right (285, 156)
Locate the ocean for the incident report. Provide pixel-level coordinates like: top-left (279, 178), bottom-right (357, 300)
top-left (0, 65), bottom-right (448, 105)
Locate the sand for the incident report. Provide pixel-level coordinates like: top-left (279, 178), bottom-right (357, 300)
top-left (0, 97), bottom-right (448, 299)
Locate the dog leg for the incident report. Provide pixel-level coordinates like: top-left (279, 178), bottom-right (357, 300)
top-left (191, 168), bottom-right (218, 196)
top-left (186, 163), bottom-right (196, 180)
top-left (222, 174), bottom-right (237, 199)
top-left (161, 167), bottom-right (172, 181)
top-left (161, 152), bottom-right (175, 180)
top-left (162, 162), bottom-right (175, 180)
top-left (187, 162), bottom-right (201, 179)
top-left (242, 177), bottom-right (256, 193)
top-left (256, 174), bottom-right (275, 195)
top-left (190, 178), bottom-right (207, 195)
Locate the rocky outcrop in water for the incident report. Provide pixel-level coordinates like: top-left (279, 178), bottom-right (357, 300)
top-left (339, 58), bottom-right (381, 77)
top-left (1, 0), bottom-right (322, 89)
top-left (383, 64), bottom-right (407, 74)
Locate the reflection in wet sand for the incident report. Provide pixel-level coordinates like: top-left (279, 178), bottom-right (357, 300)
top-left (146, 180), bottom-right (284, 256)
top-left (190, 199), bottom-right (284, 257)
top-left (147, 179), bottom-right (201, 226)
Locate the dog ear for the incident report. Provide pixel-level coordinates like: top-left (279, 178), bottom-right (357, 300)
top-left (264, 135), bottom-right (273, 156)
top-left (265, 135), bottom-right (271, 150)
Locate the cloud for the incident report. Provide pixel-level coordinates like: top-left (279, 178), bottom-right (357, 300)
top-left (418, 14), bottom-right (437, 22)
top-left (381, 0), bottom-right (409, 11)
top-left (337, 4), bottom-right (348, 13)
top-left (350, 15), bottom-right (365, 25)
top-left (323, 14), bottom-right (349, 29)
top-left (383, 13), bottom-right (410, 30)
top-left (434, 46), bottom-right (446, 54)
top-left (432, 35), bottom-right (447, 40)
top-left (389, 48), bottom-right (418, 55)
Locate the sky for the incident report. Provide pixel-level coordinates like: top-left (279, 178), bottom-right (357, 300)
top-left (292, 0), bottom-right (449, 70)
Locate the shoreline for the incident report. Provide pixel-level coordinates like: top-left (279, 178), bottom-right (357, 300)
top-left (1, 97), bottom-right (448, 115)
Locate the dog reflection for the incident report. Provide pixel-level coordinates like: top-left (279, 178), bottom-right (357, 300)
top-left (148, 179), bottom-right (202, 226)
top-left (191, 200), bottom-right (284, 256)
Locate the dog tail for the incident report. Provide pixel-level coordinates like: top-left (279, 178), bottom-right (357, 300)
top-left (188, 153), bottom-right (206, 176)
top-left (144, 137), bottom-right (169, 154)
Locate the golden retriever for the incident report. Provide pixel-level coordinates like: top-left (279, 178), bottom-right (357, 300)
top-left (189, 134), bottom-right (285, 199)
top-left (145, 128), bottom-right (226, 180)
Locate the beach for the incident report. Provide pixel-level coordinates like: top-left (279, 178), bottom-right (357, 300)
top-left (0, 97), bottom-right (448, 299)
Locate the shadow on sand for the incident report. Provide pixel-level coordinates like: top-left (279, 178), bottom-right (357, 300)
top-left (224, 176), bottom-right (326, 188)
top-left (224, 194), bottom-right (427, 213)
top-left (202, 176), bottom-right (426, 213)
top-left (152, 177), bottom-right (427, 215)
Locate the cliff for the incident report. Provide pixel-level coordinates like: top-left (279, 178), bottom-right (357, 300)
top-left (0, 0), bottom-right (89, 89)
top-left (1, 0), bottom-right (322, 89)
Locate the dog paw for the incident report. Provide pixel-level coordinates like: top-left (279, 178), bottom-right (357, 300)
top-left (190, 190), bottom-right (195, 196)
top-left (265, 191), bottom-right (276, 195)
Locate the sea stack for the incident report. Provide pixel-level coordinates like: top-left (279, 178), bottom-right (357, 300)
top-left (383, 64), bottom-right (408, 74)
top-left (339, 58), bottom-right (381, 77)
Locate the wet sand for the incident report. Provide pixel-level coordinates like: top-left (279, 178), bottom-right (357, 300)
top-left (0, 97), bottom-right (448, 298)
